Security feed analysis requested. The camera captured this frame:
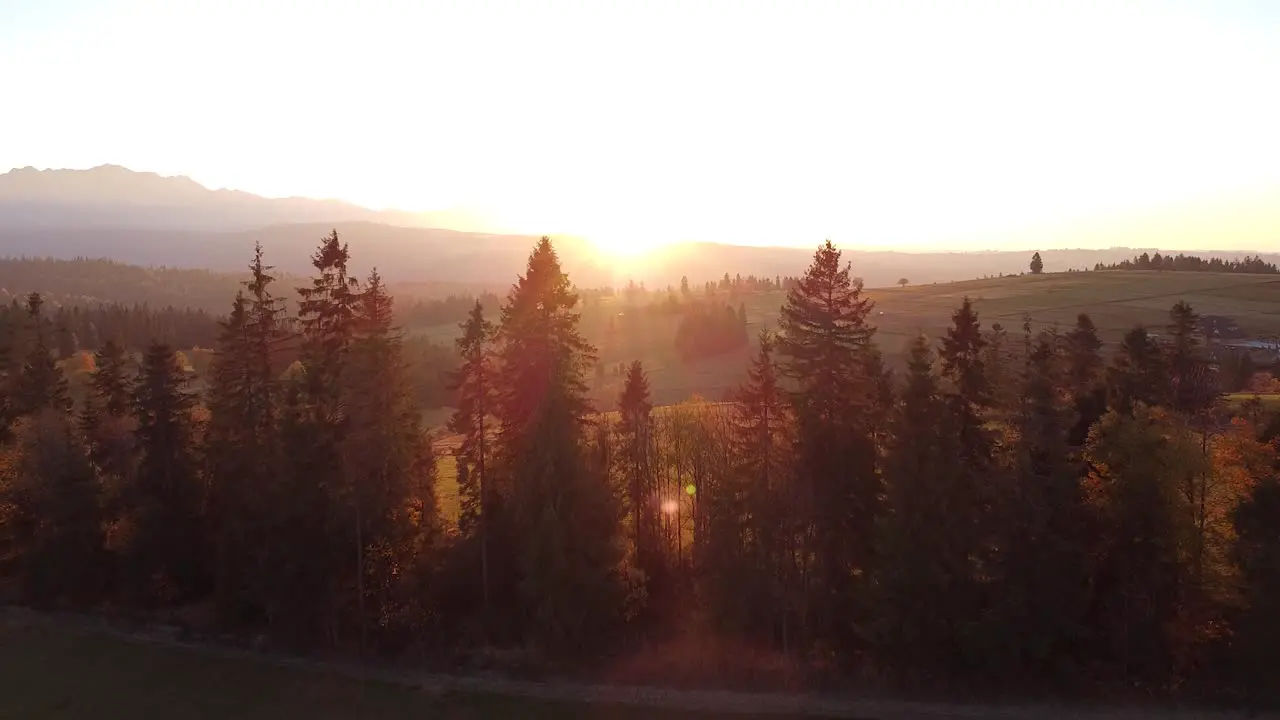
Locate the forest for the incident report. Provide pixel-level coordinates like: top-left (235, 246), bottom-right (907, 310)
top-left (1, 231), bottom-right (1279, 705)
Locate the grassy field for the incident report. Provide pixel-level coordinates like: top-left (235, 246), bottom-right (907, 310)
top-left (864, 270), bottom-right (1280, 353)
top-left (0, 621), bottom-right (826, 720)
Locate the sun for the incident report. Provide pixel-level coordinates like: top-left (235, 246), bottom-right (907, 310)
top-left (587, 229), bottom-right (675, 259)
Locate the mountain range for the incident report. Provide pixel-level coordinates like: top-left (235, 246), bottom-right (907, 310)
top-left (3, 165), bottom-right (1276, 290)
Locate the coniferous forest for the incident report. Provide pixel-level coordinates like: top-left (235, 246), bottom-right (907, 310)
top-left (4, 231), bottom-right (1280, 705)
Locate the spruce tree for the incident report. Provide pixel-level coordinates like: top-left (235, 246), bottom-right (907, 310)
top-left (448, 301), bottom-right (494, 540)
top-left (206, 244), bottom-right (292, 623)
top-left (869, 335), bottom-right (961, 677)
top-left (15, 293), bottom-right (70, 416)
top-left (1064, 313), bottom-right (1105, 445)
top-left (494, 237), bottom-right (622, 653)
top-left (446, 298), bottom-right (497, 637)
top-left (776, 239), bottom-right (879, 655)
top-left (81, 336), bottom-right (137, 564)
top-left (130, 342), bottom-right (204, 604)
top-left (991, 332), bottom-right (1090, 678)
top-left (344, 268), bottom-right (437, 648)
top-left (1084, 406), bottom-right (1205, 682)
top-left (615, 360), bottom-right (662, 619)
top-left (297, 229), bottom-right (360, 416)
top-left (728, 331), bottom-right (793, 648)
top-left (936, 297), bottom-right (995, 670)
top-left (7, 410), bottom-right (103, 605)
top-left (287, 229), bottom-right (363, 643)
top-left (1166, 301), bottom-right (1213, 414)
top-left (1107, 325), bottom-right (1166, 414)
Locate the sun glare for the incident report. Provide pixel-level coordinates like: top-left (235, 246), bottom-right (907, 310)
top-left (588, 230), bottom-right (674, 260)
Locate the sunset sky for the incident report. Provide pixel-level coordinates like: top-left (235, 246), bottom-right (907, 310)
top-left (3, 0), bottom-right (1279, 253)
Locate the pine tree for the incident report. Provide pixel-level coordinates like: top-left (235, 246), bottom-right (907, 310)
top-left (287, 229), bottom-right (363, 643)
top-left (1064, 313), bottom-right (1105, 445)
top-left (129, 341), bottom-right (204, 604)
top-left (726, 331), bottom-right (793, 647)
top-left (936, 297), bottom-right (995, 669)
top-left (990, 332), bottom-right (1091, 677)
top-left (983, 321), bottom-right (1014, 410)
top-left (776, 239), bottom-right (879, 655)
top-left (869, 335), bottom-right (962, 677)
top-left (615, 360), bottom-right (660, 597)
top-left (448, 301), bottom-right (494, 539)
top-left (15, 293), bottom-right (70, 416)
top-left (1166, 301), bottom-right (1214, 414)
top-left (1084, 406), bottom-right (1206, 682)
top-left (446, 299), bottom-right (496, 637)
top-left (494, 237), bottom-right (622, 653)
top-left (5, 410), bottom-right (103, 605)
top-left (297, 229), bottom-right (360, 416)
top-left (1030, 252), bottom-right (1044, 274)
top-left (206, 243), bottom-right (292, 624)
top-left (1107, 325), bottom-right (1167, 414)
top-left (80, 337), bottom-right (137, 569)
top-left (344, 268), bottom-right (438, 648)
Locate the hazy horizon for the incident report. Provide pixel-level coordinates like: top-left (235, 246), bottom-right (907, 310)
top-left (3, 1), bottom-right (1279, 254)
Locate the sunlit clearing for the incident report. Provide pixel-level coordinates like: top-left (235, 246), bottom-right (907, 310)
top-left (660, 499), bottom-right (679, 515)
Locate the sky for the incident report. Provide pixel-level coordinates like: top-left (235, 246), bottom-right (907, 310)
top-left (3, 0), bottom-right (1280, 254)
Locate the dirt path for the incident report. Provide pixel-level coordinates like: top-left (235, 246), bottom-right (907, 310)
top-left (2, 607), bottom-right (1269, 719)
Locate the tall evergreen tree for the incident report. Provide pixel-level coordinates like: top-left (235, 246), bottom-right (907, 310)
top-left (936, 297), bottom-right (995, 668)
top-left (494, 237), bottom-right (622, 653)
top-left (1064, 313), bottom-right (1105, 445)
top-left (1107, 325), bottom-right (1167, 414)
top-left (615, 360), bottom-right (663, 621)
top-left (448, 302), bottom-right (494, 540)
top-left (1166, 301), bottom-right (1214, 415)
top-left (14, 293), bottom-right (70, 416)
top-left (776, 239), bottom-right (879, 655)
top-left (1084, 406), bottom-right (1206, 682)
top-left (297, 229), bottom-right (361, 416)
top-left (344, 268), bottom-right (439, 647)
top-left (206, 243), bottom-right (292, 624)
top-left (725, 331), bottom-right (793, 648)
top-left (286, 229), bottom-right (364, 643)
top-left (446, 299), bottom-right (497, 638)
top-left (990, 332), bottom-right (1091, 678)
top-left (5, 410), bottom-right (103, 605)
top-left (81, 337), bottom-right (137, 577)
top-left (869, 335), bottom-right (962, 678)
top-left (129, 342), bottom-right (204, 604)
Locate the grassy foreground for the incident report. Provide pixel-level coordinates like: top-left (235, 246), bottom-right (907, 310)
top-left (0, 621), bottom-right (820, 720)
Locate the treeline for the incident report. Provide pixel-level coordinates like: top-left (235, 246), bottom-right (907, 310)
top-left (0, 299), bottom-right (219, 356)
top-left (396, 292), bottom-right (501, 329)
top-left (603, 273), bottom-right (793, 306)
top-left (2, 234), bottom-right (1280, 704)
top-left (1094, 252), bottom-right (1279, 274)
top-left (673, 302), bottom-right (749, 362)
top-left (0, 256), bottom-right (247, 312)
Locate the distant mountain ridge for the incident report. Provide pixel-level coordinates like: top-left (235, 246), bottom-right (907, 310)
top-left (0, 164), bottom-right (497, 232)
top-left (3, 165), bottom-right (1279, 290)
